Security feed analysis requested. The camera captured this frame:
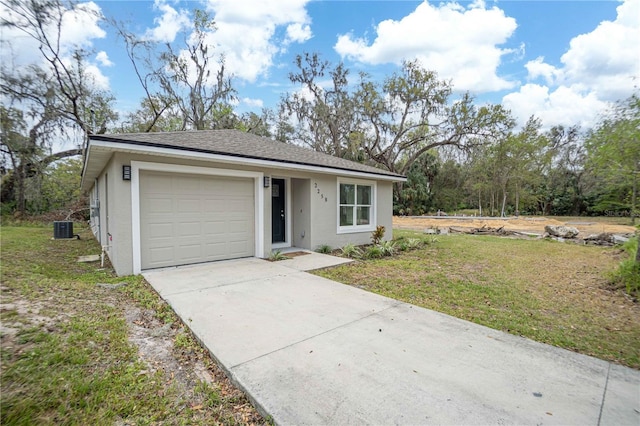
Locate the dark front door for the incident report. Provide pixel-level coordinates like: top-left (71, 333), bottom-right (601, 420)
top-left (272, 178), bottom-right (286, 243)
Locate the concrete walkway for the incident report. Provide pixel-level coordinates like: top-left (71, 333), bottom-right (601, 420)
top-left (143, 254), bottom-right (640, 425)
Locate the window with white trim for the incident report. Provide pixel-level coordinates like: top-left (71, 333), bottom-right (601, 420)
top-left (338, 181), bottom-right (374, 231)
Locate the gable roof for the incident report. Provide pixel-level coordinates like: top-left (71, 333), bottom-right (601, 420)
top-left (82, 129), bottom-right (405, 190)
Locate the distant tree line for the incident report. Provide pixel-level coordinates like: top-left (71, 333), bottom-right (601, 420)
top-left (1, 1), bottom-right (638, 225)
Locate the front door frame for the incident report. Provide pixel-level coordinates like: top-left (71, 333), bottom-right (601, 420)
top-left (271, 176), bottom-right (291, 250)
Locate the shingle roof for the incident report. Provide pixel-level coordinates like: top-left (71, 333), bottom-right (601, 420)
top-left (90, 129), bottom-right (404, 179)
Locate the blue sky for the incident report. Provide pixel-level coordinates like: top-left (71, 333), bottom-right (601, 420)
top-left (3, 0), bottom-right (639, 133)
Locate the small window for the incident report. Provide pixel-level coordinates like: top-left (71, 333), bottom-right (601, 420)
top-left (339, 182), bottom-right (374, 231)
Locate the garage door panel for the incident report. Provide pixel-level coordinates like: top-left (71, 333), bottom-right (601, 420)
top-left (175, 175), bottom-right (200, 192)
top-left (176, 221), bottom-right (201, 237)
top-left (148, 223), bottom-right (173, 238)
top-left (176, 243), bottom-right (202, 261)
top-left (203, 221), bottom-right (226, 236)
top-left (147, 175), bottom-right (172, 191)
top-left (204, 242), bottom-right (227, 257)
top-left (228, 241), bottom-right (251, 256)
top-left (227, 220), bottom-right (251, 233)
top-left (140, 171), bottom-right (255, 270)
top-left (177, 198), bottom-right (201, 212)
top-left (148, 197), bottom-right (173, 213)
top-left (149, 247), bottom-right (174, 263)
top-left (203, 200), bottom-right (225, 212)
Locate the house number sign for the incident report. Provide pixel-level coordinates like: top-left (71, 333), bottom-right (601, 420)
top-left (314, 182), bottom-right (328, 202)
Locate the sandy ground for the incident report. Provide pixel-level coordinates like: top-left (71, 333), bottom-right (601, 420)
top-left (393, 216), bottom-right (637, 237)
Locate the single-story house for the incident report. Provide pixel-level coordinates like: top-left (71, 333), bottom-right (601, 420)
top-left (80, 130), bottom-right (406, 276)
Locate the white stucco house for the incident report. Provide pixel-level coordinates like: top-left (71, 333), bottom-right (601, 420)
top-left (80, 130), bottom-right (405, 276)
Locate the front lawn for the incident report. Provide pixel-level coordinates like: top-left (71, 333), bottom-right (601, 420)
top-left (0, 223), bottom-right (265, 425)
top-left (315, 230), bottom-right (640, 369)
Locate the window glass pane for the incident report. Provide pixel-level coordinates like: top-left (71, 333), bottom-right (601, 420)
top-left (340, 184), bottom-right (355, 205)
top-left (340, 206), bottom-right (353, 226)
top-left (357, 206), bottom-right (370, 225)
top-left (357, 185), bottom-right (371, 205)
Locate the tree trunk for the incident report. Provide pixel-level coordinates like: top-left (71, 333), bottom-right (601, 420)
top-left (17, 164), bottom-right (26, 214)
top-left (500, 191), bottom-right (507, 217)
top-left (515, 182), bottom-right (519, 217)
top-left (490, 191), bottom-right (496, 216)
top-left (631, 172), bottom-right (637, 226)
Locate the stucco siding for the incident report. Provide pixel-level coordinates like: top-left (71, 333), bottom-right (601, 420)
top-left (292, 178), bottom-right (311, 249)
top-left (89, 150), bottom-right (398, 275)
top-left (307, 175), bottom-right (393, 251)
top-left (103, 153), bottom-right (134, 276)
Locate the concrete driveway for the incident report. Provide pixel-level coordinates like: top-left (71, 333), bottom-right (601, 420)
top-left (143, 255), bottom-right (640, 425)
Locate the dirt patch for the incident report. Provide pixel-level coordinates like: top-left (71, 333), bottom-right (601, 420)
top-left (0, 285), bottom-right (264, 424)
top-left (284, 251), bottom-right (310, 258)
top-left (394, 216), bottom-right (636, 237)
top-left (123, 305), bottom-right (261, 422)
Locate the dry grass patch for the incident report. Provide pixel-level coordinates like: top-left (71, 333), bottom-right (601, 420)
top-left (316, 231), bottom-right (640, 368)
top-left (1, 223), bottom-right (266, 425)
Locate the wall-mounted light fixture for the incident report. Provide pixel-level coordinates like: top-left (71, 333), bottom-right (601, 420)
top-left (263, 176), bottom-right (270, 188)
top-left (122, 165), bottom-right (131, 181)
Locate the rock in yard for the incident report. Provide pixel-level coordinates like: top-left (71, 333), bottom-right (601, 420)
top-left (77, 254), bottom-right (100, 263)
top-left (584, 233), bottom-right (614, 244)
top-left (613, 234), bottom-right (630, 244)
top-left (544, 225), bottom-right (579, 238)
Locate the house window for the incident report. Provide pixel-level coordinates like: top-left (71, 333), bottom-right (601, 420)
top-left (339, 181), bottom-right (374, 232)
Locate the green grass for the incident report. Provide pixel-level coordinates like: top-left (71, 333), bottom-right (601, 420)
top-left (609, 236), bottom-right (640, 299)
top-left (0, 223), bottom-right (263, 425)
top-left (316, 230), bottom-right (640, 368)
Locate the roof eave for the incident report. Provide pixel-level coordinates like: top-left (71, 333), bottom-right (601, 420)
top-left (84, 138), bottom-right (407, 184)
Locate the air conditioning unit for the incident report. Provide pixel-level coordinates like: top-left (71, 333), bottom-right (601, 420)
top-left (53, 221), bottom-right (74, 239)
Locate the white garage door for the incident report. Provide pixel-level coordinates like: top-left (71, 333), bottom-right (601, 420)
top-left (140, 171), bottom-right (255, 270)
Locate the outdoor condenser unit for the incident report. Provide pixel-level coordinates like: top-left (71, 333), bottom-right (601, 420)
top-left (53, 221), bottom-right (74, 239)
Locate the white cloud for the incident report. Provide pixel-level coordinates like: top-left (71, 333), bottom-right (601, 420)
top-left (285, 22), bottom-right (312, 44)
top-left (503, 84), bottom-right (607, 129)
top-left (241, 97), bottom-right (264, 108)
top-left (0, 1), bottom-right (106, 66)
top-left (202, 0), bottom-right (312, 82)
top-left (144, 0), bottom-right (191, 43)
top-left (59, 2), bottom-right (105, 51)
top-left (507, 0), bottom-right (639, 128)
top-left (96, 51), bottom-right (113, 67)
top-left (525, 0), bottom-right (639, 102)
top-left (334, 0), bottom-right (518, 93)
top-left (84, 63), bottom-right (110, 91)
top-left (525, 57), bottom-right (560, 86)
top-left (0, 0), bottom-right (110, 96)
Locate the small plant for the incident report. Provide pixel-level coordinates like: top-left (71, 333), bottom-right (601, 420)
top-left (340, 243), bottom-right (362, 258)
top-left (397, 240), bottom-right (409, 251)
top-left (269, 250), bottom-right (289, 261)
top-left (609, 235), bottom-right (639, 300)
top-left (378, 240), bottom-right (396, 256)
top-left (174, 330), bottom-right (191, 349)
top-left (425, 235), bottom-right (440, 245)
top-left (364, 245), bottom-right (384, 259)
top-left (371, 225), bottom-right (385, 245)
top-left (405, 238), bottom-right (423, 249)
top-left (316, 244), bottom-right (332, 254)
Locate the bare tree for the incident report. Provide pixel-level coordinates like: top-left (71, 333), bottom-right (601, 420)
top-left (357, 60), bottom-right (514, 177)
top-left (1, 0), bottom-right (117, 143)
top-left (114, 9), bottom-right (235, 132)
top-left (280, 53), bottom-right (360, 159)
top-left (0, 0), bottom-right (116, 213)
